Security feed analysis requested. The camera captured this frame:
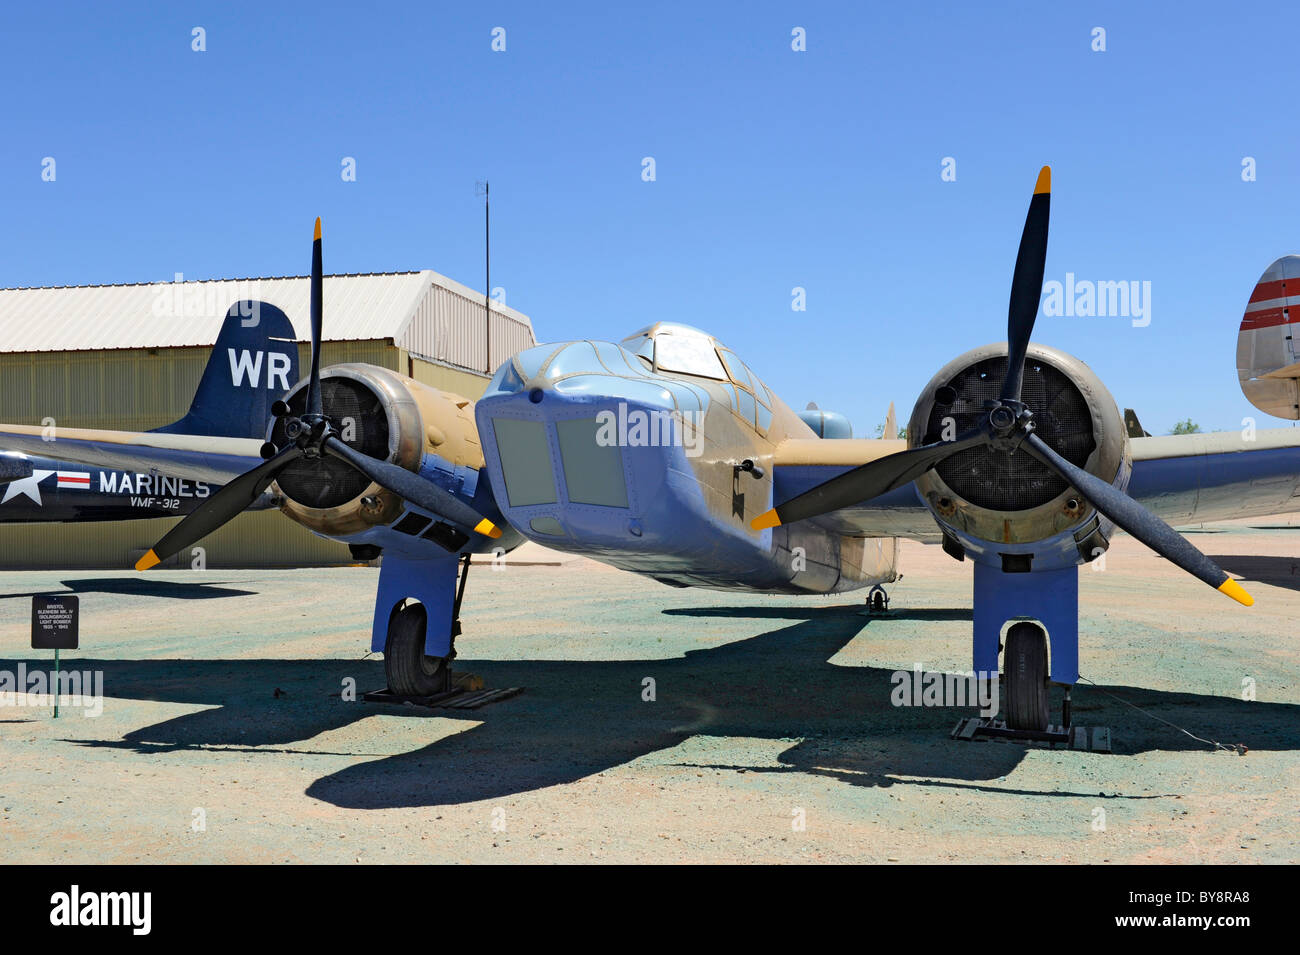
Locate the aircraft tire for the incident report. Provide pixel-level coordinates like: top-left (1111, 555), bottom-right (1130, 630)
top-left (1003, 621), bottom-right (1050, 731)
top-left (384, 602), bottom-right (448, 697)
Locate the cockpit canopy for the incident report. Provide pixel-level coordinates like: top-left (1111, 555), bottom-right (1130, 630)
top-left (620, 323), bottom-right (728, 379)
top-left (620, 322), bottom-right (776, 431)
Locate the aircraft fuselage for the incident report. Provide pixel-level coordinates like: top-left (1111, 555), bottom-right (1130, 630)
top-left (0, 452), bottom-right (222, 523)
top-left (475, 328), bottom-right (898, 594)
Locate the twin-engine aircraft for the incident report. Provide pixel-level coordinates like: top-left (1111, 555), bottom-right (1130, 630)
top-left (0, 304), bottom-right (298, 532)
top-left (10, 170), bottom-right (1300, 737)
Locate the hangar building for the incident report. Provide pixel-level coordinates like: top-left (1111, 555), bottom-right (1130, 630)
top-left (0, 271), bottom-right (536, 568)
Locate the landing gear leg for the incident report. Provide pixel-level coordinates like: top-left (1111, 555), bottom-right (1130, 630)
top-left (953, 562), bottom-right (1109, 750)
top-left (381, 554), bottom-right (471, 696)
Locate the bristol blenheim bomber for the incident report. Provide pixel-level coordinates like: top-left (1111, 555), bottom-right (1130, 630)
top-left (8, 170), bottom-right (1299, 741)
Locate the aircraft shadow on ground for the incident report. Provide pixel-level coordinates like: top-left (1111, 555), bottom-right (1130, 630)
top-left (0, 578), bottom-right (259, 600)
top-left (2, 603), bottom-right (1295, 808)
top-left (1206, 555), bottom-right (1300, 593)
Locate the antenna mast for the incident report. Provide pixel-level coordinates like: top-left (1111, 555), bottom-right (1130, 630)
top-left (476, 180), bottom-right (491, 374)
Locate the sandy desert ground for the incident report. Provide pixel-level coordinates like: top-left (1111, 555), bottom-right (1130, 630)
top-left (0, 515), bottom-right (1297, 864)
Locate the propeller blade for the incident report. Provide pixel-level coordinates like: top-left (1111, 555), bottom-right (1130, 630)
top-left (751, 426), bottom-right (988, 530)
top-left (1021, 432), bottom-right (1252, 606)
top-left (135, 446), bottom-right (303, 570)
top-left (306, 217), bottom-right (324, 417)
top-left (321, 435), bottom-right (502, 538)
top-left (1001, 166), bottom-right (1051, 402)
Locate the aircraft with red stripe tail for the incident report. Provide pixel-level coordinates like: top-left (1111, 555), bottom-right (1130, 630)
top-left (1238, 255), bottom-right (1300, 420)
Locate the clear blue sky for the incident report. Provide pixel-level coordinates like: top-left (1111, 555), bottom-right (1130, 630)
top-left (2, 1), bottom-right (1297, 435)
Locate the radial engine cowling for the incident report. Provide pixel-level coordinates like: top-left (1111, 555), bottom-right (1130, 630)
top-left (268, 364), bottom-right (484, 537)
top-left (905, 343), bottom-right (1130, 567)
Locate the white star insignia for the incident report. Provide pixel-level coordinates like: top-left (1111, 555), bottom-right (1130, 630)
top-left (1, 468), bottom-right (56, 506)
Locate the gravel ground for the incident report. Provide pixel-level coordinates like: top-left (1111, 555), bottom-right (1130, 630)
top-left (0, 514), bottom-right (1297, 864)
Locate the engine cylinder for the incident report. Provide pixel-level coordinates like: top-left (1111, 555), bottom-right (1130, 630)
top-left (906, 343), bottom-right (1129, 548)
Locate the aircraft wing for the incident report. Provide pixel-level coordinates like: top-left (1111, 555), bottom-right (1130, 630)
top-left (771, 438), bottom-right (943, 542)
top-left (1127, 428), bottom-right (1300, 524)
top-left (0, 425), bottom-right (265, 485)
top-left (771, 428), bottom-right (1300, 542)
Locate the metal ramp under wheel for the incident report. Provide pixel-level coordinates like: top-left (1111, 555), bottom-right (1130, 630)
top-left (363, 674), bottom-right (523, 711)
top-left (951, 716), bottom-right (1112, 753)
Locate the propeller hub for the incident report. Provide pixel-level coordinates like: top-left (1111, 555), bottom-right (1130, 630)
top-left (988, 404), bottom-right (1017, 430)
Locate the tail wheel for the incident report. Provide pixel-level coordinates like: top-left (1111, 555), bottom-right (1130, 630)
top-left (383, 602), bottom-right (448, 696)
top-left (1003, 621), bottom-right (1050, 731)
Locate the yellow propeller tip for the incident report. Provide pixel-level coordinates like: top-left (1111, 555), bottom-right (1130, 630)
top-left (314, 217), bottom-right (322, 240)
top-left (750, 510), bottom-right (781, 531)
top-left (474, 518), bottom-right (502, 539)
top-left (1218, 577), bottom-right (1254, 607)
top-left (1034, 166), bottom-right (1051, 195)
top-left (135, 549), bottom-right (161, 572)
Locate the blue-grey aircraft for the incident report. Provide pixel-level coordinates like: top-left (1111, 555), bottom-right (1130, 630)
top-left (9, 172), bottom-right (1298, 737)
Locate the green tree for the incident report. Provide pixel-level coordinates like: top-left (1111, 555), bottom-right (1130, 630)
top-left (1170, 418), bottom-right (1202, 435)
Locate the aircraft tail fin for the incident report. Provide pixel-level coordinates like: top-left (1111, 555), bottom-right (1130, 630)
top-left (1237, 255), bottom-right (1300, 419)
top-left (1123, 408), bottom-right (1150, 438)
top-left (151, 301), bottom-right (300, 439)
top-left (883, 402), bottom-right (897, 440)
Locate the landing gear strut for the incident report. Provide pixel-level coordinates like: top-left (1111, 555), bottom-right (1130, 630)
top-left (381, 554), bottom-right (470, 697)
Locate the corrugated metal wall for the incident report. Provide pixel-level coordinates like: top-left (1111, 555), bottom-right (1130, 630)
top-left (406, 353), bottom-right (492, 399)
top-left (0, 511), bottom-right (351, 570)
top-left (0, 340), bottom-right (400, 433)
top-left (402, 281), bottom-right (534, 375)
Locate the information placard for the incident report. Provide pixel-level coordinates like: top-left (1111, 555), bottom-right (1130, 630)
top-left (31, 595), bottom-right (79, 650)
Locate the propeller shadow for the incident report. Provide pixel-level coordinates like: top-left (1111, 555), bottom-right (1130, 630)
top-left (1206, 555), bottom-right (1300, 593)
top-left (0, 578), bottom-right (259, 600)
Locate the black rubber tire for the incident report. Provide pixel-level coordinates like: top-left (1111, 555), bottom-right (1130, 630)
top-left (383, 603), bottom-right (448, 697)
top-left (1003, 621), bottom-right (1050, 731)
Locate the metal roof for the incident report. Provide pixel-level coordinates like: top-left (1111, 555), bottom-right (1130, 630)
top-left (0, 271), bottom-right (536, 368)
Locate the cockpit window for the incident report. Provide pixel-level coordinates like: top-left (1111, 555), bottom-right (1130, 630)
top-left (492, 418), bottom-right (558, 506)
top-left (629, 336), bottom-right (655, 367)
top-left (717, 348), bottom-right (773, 433)
top-left (652, 334), bottom-right (728, 380)
top-left (718, 349), bottom-right (751, 390)
top-left (735, 386), bottom-right (757, 426)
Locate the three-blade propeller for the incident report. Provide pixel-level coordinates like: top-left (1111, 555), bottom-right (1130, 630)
top-left (751, 167), bottom-right (1253, 607)
top-left (136, 219), bottom-right (501, 572)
